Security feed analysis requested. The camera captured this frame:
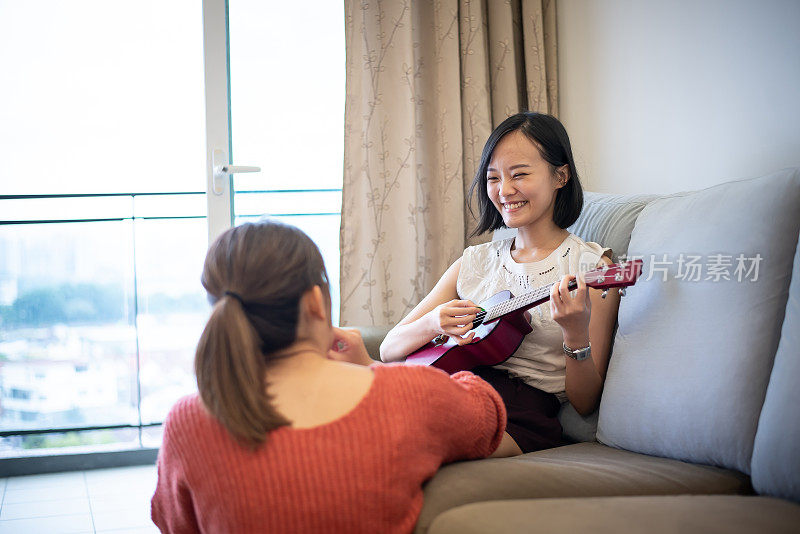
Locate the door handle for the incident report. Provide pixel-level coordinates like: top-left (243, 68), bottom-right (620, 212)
top-left (211, 149), bottom-right (260, 195)
top-left (219, 165), bottom-right (260, 174)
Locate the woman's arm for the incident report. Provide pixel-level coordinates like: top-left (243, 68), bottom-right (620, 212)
top-left (379, 258), bottom-right (482, 362)
top-left (151, 421), bottom-right (201, 534)
top-left (418, 368), bottom-right (507, 462)
top-left (552, 255), bottom-right (621, 415)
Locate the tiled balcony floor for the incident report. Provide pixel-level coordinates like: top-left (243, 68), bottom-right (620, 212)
top-left (0, 465), bottom-right (158, 534)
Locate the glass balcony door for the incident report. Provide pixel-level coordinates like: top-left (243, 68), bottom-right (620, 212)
top-left (202, 0), bottom-right (345, 323)
top-left (0, 0), bottom-right (344, 460)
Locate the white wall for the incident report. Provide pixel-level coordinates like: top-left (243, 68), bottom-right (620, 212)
top-left (557, 0), bottom-right (800, 194)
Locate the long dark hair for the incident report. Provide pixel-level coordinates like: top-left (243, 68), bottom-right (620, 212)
top-left (469, 112), bottom-right (583, 236)
top-left (194, 220), bottom-right (330, 447)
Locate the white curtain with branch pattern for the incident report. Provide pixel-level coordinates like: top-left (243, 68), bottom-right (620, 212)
top-left (340, 0), bottom-right (558, 326)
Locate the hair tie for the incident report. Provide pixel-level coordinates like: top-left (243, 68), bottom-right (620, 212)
top-left (224, 291), bottom-right (246, 306)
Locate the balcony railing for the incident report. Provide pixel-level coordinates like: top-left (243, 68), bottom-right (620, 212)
top-left (0, 190), bottom-right (341, 460)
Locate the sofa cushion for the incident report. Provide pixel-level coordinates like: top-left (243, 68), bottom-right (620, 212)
top-left (597, 168), bottom-right (800, 474)
top-left (564, 192), bottom-right (659, 440)
top-left (568, 192), bottom-right (660, 262)
top-left (558, 402), bottom-right (599, 443)
top-left (427, 496), bottom-right (800, 534)
top-left (415, 442), bottom-right (750, 534)
top-left (752, 229), bottom-right (800, 502)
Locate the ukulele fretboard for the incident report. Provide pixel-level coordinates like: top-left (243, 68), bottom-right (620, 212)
top-left (482, 279), bottom-right (578, 323)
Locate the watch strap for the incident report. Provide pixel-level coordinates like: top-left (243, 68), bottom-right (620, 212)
top-left (563, 342), bottom-right (592, 361)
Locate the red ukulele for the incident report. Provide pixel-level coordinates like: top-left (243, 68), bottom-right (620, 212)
top-left (405, 260), bottom-right (643, 373)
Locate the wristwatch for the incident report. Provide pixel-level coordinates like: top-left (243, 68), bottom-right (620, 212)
top-left (563, 342), bottom-right (592, 361)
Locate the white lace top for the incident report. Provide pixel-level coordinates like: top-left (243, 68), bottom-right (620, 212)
top-left (456, 233), bottom-right (611, 400)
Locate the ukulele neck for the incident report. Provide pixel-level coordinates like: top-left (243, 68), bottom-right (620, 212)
top-left (482, 279), bottom-right (576, 323)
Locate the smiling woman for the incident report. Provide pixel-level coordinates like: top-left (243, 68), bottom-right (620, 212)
top-left (380, 112), bottom-right (620, 456)
top-left (486, 132), bottom-right (570, 240)
top-left (474, 113), bottom-right (584, 237)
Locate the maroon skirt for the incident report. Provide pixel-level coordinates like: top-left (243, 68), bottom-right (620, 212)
top-left (472, 366), bottom-right (563, 453)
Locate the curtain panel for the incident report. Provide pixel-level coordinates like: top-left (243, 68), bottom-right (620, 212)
top-left (340, 0), bottom-right (558, 326)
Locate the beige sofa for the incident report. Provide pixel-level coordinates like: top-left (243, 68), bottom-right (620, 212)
top-left (360, 168), bottom-right (800, 533)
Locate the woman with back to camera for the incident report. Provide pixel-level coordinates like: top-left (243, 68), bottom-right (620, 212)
top-left (151, 220), bottom-right (507, 534)
top-left (381, 112), bottom-right (620, 456)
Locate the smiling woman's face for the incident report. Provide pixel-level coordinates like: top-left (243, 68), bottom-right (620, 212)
top-left (486, 130), bottom-right (566, 229)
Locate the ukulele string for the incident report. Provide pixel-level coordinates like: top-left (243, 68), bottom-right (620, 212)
top-left (484, 273), bottom-right (589, 323)
top-left (484, 282), bottom-right (555, 322)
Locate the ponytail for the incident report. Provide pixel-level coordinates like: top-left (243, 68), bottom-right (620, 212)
top-left (195, 296), bottom-right (289, 448)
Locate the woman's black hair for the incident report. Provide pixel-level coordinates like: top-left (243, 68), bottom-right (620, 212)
top-left (468, 112), bottom-right (583, 236)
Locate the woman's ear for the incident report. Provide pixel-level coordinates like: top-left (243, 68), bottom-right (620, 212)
top-left (553, 164), bottom-right (569, 189)
top-left (301, 285), bottom-right (327, 321)
top-left (555, 164), bottom-right (570, 188)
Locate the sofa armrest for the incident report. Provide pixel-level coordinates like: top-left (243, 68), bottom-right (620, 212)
top-left (351, 325), bottom-right (393, 362)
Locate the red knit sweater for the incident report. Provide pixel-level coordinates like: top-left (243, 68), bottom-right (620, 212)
top-left (151, 364), bottom-right (505, 533)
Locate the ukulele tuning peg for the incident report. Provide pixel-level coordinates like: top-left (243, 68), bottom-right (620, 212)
top-left (618, 288), bottom-right (626, 297)
top-left (601, 289), bottom-right (609, 299)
